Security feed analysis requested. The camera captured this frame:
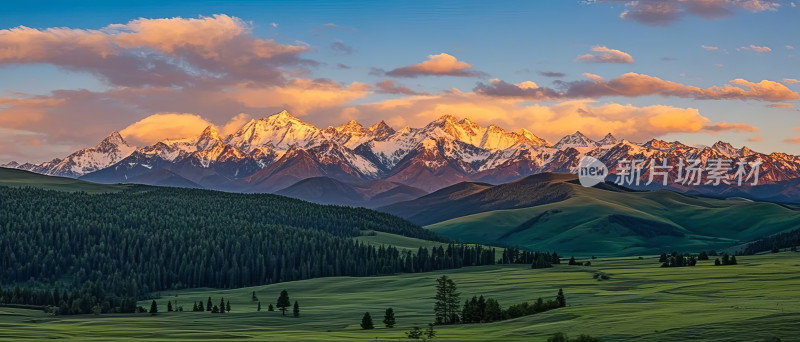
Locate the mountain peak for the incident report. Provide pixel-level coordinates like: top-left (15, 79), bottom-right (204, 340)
top-left (337, 119), bottom-right (364, 132)
top-left (554, 131), bottom-right (596, 148)
top-left (369, 120), bottom-right (396, 138)
top-left (196, 125), bottom-right (222, 150)
top-left (433, 114), bottom-right (458, 124)
top-left (200, 125), bottom-right (220, 137)
top-left (597, 133), bottom-right (618, 146)
top-left (102, 131), bottom-right (127, 145)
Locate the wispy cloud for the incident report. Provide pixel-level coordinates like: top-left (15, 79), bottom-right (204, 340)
top-left (577, 46), bottom-right (635, 64)
top-left (474, 73), bottom-right (799, 102)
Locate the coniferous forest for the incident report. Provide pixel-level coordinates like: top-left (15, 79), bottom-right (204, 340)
top-left (0, 186), bottom-right (500, 314)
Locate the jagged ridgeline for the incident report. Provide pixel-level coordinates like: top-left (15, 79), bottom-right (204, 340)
top-left (0, 185), bottom-right (495, 314)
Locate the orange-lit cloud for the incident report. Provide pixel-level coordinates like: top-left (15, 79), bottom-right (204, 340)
top-left (701, 45), bottom-right (720, 51)
top-left (120, 113), bottom-right (213, 145)
top-left (784, 137), bottom-right (800, 144)
top-left (738, 44), bottom-right (772, 52)
top-left (747, 136), bottom-right (763, 142)
top-left (344, 92), bottom-right (753, 142)
top-left (703, 122), bottom-right (759, 132)
top-left (767, 103), bottom-right (794, 108)
top-left (577, 46), bottom-right (635, 64)
top-left (0, 15), bottom-right (310, 87)
top-left (475, 73), bottom-right (799, 102)
top-left (783, 78), bottom-right (800, 84)
top-left (227, 78), bottom-right (370, 115)
top-left (384, 53), bottom-right (483, 77)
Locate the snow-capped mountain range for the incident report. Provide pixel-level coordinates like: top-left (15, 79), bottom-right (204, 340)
top-left (4, 110), bottom-right (800, 198)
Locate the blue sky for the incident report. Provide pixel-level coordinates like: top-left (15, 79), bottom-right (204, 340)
top-left (0, 0), bottom-right (798, 163)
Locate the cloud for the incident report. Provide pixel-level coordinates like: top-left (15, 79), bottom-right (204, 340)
top-left (228, 78), bottom-right (370, 115)
top-left (701, 45), bottom-right (720, 51)
top-left (538, 71), bottom-right (566, 78)
top-left (474, 73), bottom-right (799, 102)
top-left (703, 122), bottom-right (759, 132)
top-left (330, 41), bottom-right (356, 55)
top-left (119, 113), bottom-right (213, 145)
top-left (747, 136), bottom-right (763, 142)
top-left (783, 137), bottom-right (800, 144)
top-left (220, 113), bottom-right (253, 136)
top-left (0, 77), bottom-right (371, 162)
top-left (346, 92), bottom-right (753, 142)
top-left (595, 0), bottom-right (781, 27)
top-left (576, 46), bottom-right (634, 64)
top-left (384, 53), bottom-right (484, 77)
top-left (767, 103), bottom-right (794, 108)
top-left (0, 15), bottom-right (312, 87)
top-left (375, 80), bottom-right (426, 95)
top-left (783, 78), bottom-right (800, 84)
top-left (737, 44), bottom-right (772, 52)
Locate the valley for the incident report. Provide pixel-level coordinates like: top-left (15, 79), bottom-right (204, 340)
top-left (1, 253), bottom-right (798, 341)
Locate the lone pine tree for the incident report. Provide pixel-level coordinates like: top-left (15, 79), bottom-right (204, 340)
top-left (293, 301), bottom-right (300, 318)
top-left (277, 290), bottom-right (291, 316)
top-left (149, 300), bottom-right (158, 315)
top-left (361, 312), bottom-right (374, 329)
top-left (434, 275), bottom-right (460, 324)
top-left (383, 307), bottom-right (396, 328)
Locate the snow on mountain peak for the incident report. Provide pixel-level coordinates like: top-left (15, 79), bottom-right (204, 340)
top-left (554, 131), bottom-right (596, 148)
top-left (337, 119), bottom-right (365, 133)
top-left (597, 133), bottom-right (618, 146)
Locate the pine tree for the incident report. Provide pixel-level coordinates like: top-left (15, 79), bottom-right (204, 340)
top-left (406, 326), bottom-right (423, 339)
top-left (268, 304), bottom-right (274, 311)
top-left (277, 290), bottom-right (291, 316)
top-left (556, 288), bottom-right (566, 307)
top-left (425, 323), bottom-right (436, 339)
top-left (167, 300), bottom-right (173, 312)
top-left (226, 300), bottom-right (231, 312)
top-left (212, 305), bottom-right (219, 313)
top-left (258, 301), bottom-right (262, 311)
top-left (198, 301), bottom-right (204, 311)
top-left (383, 307), bottom-right (396, 327)
top-left (149, 300), bottom-right (158, 315)
top-left (568, 257), bottom-right (578, 265)
top-left (252, 291), bottom-right (258, 302)
top-left (220, 297), bottom-right (226, 313)
top-left (485, 298), bottom-right (503, 322)
top-left (206, 297), bottom-right (212, 311)
top-left (293, 301), bottom-right (300, 318)
top-left (192, 302), bottom-right (199, 312)
top-left (361, 312), bottom-right (374, 329)
top-left (434, 275), bottom-right (460, 324)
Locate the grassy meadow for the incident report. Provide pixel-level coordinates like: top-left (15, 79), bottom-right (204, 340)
top-left (0, 252), bottom-right (797, 341)
top-left (0, 167), bottom-right (128, 193)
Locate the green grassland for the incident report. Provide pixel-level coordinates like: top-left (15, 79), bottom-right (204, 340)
top-left (355, 231), bottom-right (448, 251)
top-left (0, 167), bottom-right (127, 193)
top-left (1, 252), bottom-right (798, 341)
top-left (427, 189), bottom-right (800, 256)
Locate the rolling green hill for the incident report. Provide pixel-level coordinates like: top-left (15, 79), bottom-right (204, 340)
top-left (0, 167), bottom-right (128, 193)
top-left (421, 174), bottom-right (800, 256)
top-left (1, 253), bottom-right (797, 341)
